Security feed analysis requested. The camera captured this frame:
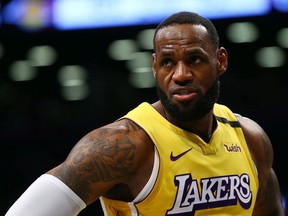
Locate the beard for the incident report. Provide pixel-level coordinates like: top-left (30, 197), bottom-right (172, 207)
top-left (157, 79), bottom-right (220, 122)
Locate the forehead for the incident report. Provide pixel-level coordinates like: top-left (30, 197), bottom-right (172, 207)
top-left (154, 24), bottom-right (210, 50)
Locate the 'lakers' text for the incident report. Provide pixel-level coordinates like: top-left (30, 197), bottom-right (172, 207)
top-left (167, 173), bottom-right (252, 215)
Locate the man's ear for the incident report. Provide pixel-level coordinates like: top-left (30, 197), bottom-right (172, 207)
top-left (217, 47), bottom-right (228, 75)
top-left (152, 53), bottom-right (157, 78)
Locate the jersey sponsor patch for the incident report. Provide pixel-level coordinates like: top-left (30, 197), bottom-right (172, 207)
top-left (224, 143), bottom-right (242, 153)
top-left (166, 173), bottom-right (252, 215)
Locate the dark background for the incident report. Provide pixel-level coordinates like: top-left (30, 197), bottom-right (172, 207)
top-left (1, 3), bottom-right (288, 215)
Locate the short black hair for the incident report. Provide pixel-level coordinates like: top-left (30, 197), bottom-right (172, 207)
top-left (153, 11), bottom-right (219, 50)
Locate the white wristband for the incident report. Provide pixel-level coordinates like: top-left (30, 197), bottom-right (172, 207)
top-left (5, 174), bottom-right (86, 216)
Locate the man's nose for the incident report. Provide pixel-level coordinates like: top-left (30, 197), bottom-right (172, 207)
top-left (172, 62), bottom-right (193, 84)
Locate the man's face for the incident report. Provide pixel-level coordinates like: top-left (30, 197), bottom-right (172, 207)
top-left (152, 24), bottom-right (227, 122)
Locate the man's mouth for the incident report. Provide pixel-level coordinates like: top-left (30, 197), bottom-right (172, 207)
top-left (172, 88), bottom-right (198, 102)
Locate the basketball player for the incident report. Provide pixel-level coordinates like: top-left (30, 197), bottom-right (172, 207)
top-left (6, 11), bottom-right (285, 215)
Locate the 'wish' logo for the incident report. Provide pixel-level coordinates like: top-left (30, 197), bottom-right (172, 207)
top-left (224, 143), bottom-right (242, 153)
top-left (166, 173), bottom-right (252, 215)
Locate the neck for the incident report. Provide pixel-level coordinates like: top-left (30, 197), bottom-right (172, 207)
top-left (153, 101), bottom-right (216, 143)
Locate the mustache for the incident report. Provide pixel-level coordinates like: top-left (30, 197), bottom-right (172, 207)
top-left (156, 79), bottom-right (220, 122)
top-left (170, 85), bottom-right (200, 96)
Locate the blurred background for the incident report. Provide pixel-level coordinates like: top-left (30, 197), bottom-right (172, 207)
top-left (0, 0), bottom-right (287, 215)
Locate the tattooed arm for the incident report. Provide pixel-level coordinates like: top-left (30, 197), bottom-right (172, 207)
top-left (48, 119), bottom-right (154, 205)
top-left (5, 119), bottom-right (154, 215)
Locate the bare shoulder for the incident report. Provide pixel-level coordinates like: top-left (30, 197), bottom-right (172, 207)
top-left (47, 118), bottom-right (153, 205)
top-left (235, 113), bottom-right (284, 215)
top-left (234, 113), bottom-right (273, 169)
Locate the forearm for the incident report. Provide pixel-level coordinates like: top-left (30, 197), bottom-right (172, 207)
top-left (5, 174), bottom-right (86, 216)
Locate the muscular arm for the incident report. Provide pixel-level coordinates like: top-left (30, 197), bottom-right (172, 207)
top-left (6, 118), bottom-right (153, 216)
top-left (236, 115), bottom-right (284, 216)
top-left (48, 119), bottom-right (149, 205)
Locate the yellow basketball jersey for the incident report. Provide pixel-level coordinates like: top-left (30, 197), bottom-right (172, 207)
top-left (100, 102), bottom-right (259, 216)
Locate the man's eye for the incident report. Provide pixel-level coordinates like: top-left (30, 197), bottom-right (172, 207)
top-left (162, 59), bottom-right (174, 66)
top-left (190, 57), bottom-right (201, 64)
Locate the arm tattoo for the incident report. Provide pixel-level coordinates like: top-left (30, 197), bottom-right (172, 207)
top-left (52, 120), bottom-right (138, 201)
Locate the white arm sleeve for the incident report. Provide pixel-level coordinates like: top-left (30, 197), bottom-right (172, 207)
top-left (5, 174), bottom-right (86, 216)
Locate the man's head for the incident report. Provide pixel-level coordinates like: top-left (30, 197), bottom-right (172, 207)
top-left (153, 11), bottom-right (220, 52)
top-left (152, 11), bottom-right (228, 123)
